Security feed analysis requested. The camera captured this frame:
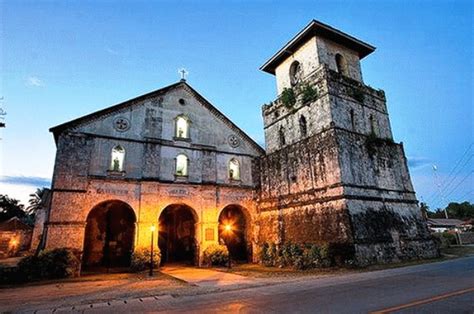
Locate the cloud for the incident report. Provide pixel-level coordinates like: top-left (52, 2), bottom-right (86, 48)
top-left (0, 175), bottom-right (51, 187)
top-left (26, 76), bottom-right (45, 87)
top-left (106, 47), bottom-right (120, 56)
top-left (407, 156), bottom-right (432, 170)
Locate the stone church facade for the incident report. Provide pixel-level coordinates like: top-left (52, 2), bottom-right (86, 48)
top-left (40, 20), bottom-right (437, 269)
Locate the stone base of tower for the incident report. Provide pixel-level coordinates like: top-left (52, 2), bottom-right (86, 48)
top-left (347, 199), bottom-right (439, 266)
top-left (256, 128), bottom-right (439, 267)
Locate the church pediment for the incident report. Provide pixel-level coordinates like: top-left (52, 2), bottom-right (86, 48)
top-left (50, 81), bottom-right (264, 156)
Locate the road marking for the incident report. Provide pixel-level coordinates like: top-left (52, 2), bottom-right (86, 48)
top-left (371, 286), bottom-right (474, 314)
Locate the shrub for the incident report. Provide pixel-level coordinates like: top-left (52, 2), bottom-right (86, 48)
top-left (0, 265), bottom-right (20, 284)
top-left (16, 248), bottom-right (80, 282)
top-left (203, 244), bottom-right (229, 266)
top-left (38, 248), bottom-right (81, 279)
top-left (130, 247), bottom-right (161, 272)
top-left (433, 232), bottom-right (457, 248)
top-left (300, 84), bottom-right (318, 104)
top-left (280, 88), bottom-right (296, 108)
top-left (260, 242), bottom-right (277, 267)
top-left (278, 242), bottom-right (303, 268)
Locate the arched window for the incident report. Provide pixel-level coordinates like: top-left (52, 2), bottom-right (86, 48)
top-left (175, 116), bottom-right (190, 139)
top-left (228, 158), bottom-right (240, 180)
top-left (289, 61), bottom-right (302, 86)
top-left (176, 154), bottom-right (188, 176)
top-left (299, 115), bottom-right (307, 137)
top-left (335, 53), bottom-right (348, 76)
top-left (279, 127), bottom-right (286, 146)
top-left (110, 145), bottom-right (125, 171)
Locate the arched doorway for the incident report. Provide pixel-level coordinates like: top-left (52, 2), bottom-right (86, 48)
top-left (83, 200), bottom-right (136, 269)
top-left (218, 205), bottom-right (249, 262)
top-left (158, 204), bottom-right (197, 265)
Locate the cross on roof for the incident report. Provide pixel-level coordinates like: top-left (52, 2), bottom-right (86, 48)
top-left (178, 68), bottom-right (188, 81)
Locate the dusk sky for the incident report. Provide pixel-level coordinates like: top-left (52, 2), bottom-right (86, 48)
top-left (0, 0), bottom-right (472, 210)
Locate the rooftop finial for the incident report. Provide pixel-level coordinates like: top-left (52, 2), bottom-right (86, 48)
top-left (178, 68), bottom-right (188, 82)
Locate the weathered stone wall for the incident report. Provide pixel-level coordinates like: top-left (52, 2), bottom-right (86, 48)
top-left (315, 36), bottom-right (363, 82)
top-left (273, 35), bottom-right (364, 95)
top-left (275, 37), bottom-right (319, 94)
top-left (263, 65), bottom-right (392, 154)
top-left (257, 129), bottom-right (353, 247)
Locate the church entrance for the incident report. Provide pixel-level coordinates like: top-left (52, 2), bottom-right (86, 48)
top-left (158, 204), bottom-right (197, 265)
top-left (82, 201), bottom-right (136, 269)
top-left (218, 205), bottom-right (249, 262)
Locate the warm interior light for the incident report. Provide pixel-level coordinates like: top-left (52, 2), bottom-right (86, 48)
top-left (225, 224), bottom-right (232, 232)
top-left (150, 225), bottom-right (156, 232)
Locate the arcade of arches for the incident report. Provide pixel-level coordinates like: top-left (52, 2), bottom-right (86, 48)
top-left (81, 201), bottom-right (251, 269)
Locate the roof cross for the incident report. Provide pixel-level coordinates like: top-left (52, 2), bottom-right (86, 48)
top-left (178, 68), bottom-right (188, 81)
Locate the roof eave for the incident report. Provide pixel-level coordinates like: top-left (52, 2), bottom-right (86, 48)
top-left (260, 20), bottom-right (376, 75)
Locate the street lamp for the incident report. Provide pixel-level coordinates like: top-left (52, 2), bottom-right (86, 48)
top-left (149, 225), bottom-right (156, 277)
top-left (224, 224), bottom-right (232, 269)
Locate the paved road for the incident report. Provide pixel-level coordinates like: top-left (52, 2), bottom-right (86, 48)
top-left (50, 256), bottom-right (473, 313)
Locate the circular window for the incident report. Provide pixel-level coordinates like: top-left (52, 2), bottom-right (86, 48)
top-left (113, 117), bottom-right (131, 132)
top-left (179, 98), bottom-right (186, 105)
top-left (227, 134), bottom-right (240, 148)
top-left (289, 61), bottom-right (302, 86)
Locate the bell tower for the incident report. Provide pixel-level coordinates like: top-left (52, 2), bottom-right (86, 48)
top-left (257, 20), bottom-right (438, 266)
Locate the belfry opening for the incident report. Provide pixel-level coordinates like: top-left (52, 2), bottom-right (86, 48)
top-left (82, 200), bottom-right (136, 269)
top-left (158, 204), bottom-right (198, 265)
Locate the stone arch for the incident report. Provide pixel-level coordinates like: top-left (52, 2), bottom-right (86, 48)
top-left (158, 203), bottom-right (199, 265)
top-left (289, 60), bottom-right (302, 86)
top-left (218, 204), bottom-right (251, 262)
top-left (335, 53), bottom-right (348, 76)
top-left (82, 200), bottom-right (136, 269)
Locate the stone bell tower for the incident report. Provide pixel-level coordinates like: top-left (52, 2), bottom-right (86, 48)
top-left (257, 20), bottom-right (438, 265)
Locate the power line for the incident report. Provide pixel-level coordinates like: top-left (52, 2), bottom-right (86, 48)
top-left (455, 189), bottom-right (474, 202)
top-left (427, 143), bottom-right (474, 205)
top-left (433, 170), bottom-right (474, 208)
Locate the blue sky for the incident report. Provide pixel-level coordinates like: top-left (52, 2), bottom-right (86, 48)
top-left (0, 0), bottom-right (472, 210)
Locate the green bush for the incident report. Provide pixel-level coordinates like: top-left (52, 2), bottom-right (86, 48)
top-left (130, 247), bottom-right (161, 272)
top-left (433, 232), bottom-right (457, 248)
top-left (0, 265), bottom-right (20, 284)
top-left (258, 242), bottom-right (353, 269)
top-left (16, 248), bottom-right (80, 282)
top-left (280, 88), bottom-right (296, 108)
top-left (260, 242), bottom-right (277, 267)
top-left (203, 244), bottom-right (229, 266)
top-left (300, 84), bottom-right (318, 104)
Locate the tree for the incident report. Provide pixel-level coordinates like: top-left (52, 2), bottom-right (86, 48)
top-left (420, 202), bottom-right (429, 219)
top-left (446, 202), bottom-right (474, 220)
top-left (0, 194), bottom-right (26, 222)
top-left (26, 188), bottom-right (46, 216)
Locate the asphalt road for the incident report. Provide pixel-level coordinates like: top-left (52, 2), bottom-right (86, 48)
top-left (52, 256), bottom-right (474, 313)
